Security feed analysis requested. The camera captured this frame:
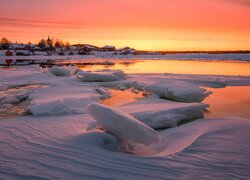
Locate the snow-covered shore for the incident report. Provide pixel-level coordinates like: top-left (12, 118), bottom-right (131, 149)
top-left (0, 52), bottom-right (250, 62)
top-left (0, 65), bottom-right (250, 179)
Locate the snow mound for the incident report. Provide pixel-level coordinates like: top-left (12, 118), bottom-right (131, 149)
top-left (28, 100), bottom-right (73, 115)
top-left (77, 71), bottom-right (126, 82)
top-left (87, 103), bottom-right (160, 146)
top-left (0, 82), bottom-right (8, 91)
top-left (49, 66), bottom-right (76, 76)
top-left (143, 81), bottom-right (212, 102)
top-left (28, 98), bottom-right (93, 115)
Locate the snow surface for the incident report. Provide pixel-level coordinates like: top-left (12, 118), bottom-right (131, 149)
top-left (0, 64), bottom-right (250, 179)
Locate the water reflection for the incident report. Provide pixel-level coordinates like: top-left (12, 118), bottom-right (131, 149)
top-left (102, 86), bottom-right (250, 119)
top-left (102, 89), bottom-right (144, 107)
top-left (77, 60), bottom-right (250, 76)
top-left (204, 86), bottom-right (250, 119)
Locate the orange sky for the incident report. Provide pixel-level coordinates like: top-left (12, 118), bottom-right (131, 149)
top-left (0, 0), bottom-right (250, 50)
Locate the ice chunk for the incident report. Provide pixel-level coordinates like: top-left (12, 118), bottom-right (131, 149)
top-left (49, 66), bottom-right (76, 76)
top-left (0, 95), bottom-right (21, 104)
top-left (95, 87), bottom-right (112, 99)
top-left (119, 97), bottom-right (208, 129)
top-left (87, 103), bottom-right (160, 146)
top-left (28, 97), bottom-right (94, 115)
top-left (77, 71), bottom-right (124, 82)
top-left (144, 81), bottom-right (212, 102)
top-left (28, 100), bottom-right (74, 115)
top-left (112, 70), bottom-right (127, 79)
top-left (138, 104), bottom-right (207, 129)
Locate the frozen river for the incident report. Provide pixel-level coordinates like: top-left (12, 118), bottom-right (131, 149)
top-left (0, 58), bottom-right (250, 179)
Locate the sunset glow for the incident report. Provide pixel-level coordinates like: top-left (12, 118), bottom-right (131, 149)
top-left (1, 0), bottom-right (250, 50)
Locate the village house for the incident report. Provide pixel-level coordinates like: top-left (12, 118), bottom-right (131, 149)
top-left (78, 46), bottom-right (93, 55)
top-left (58, 50), bottom-right (65, 56)
top-left (115, 47), bottom-right (136, 55)
top-left (101, 45), bottom-right (116, 52)
top-left (15, 46), bottom-right (30, 56)
top-left (68, 51), bottom-right (74, 56)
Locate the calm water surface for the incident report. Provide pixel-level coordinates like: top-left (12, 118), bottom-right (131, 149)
top-left (102, 87), bottom-right (250, 119)
top-left (77, 59), bottom-right (250, 76)
top-left (204, 86), bottom-right (250, 119)
top-left (96, 59), bottom-right (250, 119)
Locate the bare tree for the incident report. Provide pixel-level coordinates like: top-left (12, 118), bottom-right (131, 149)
top-left (0, 37), bottom-right (11, 50)
top-left (54, 39), bottom-right (62, 48)
top-left (65, 41), bottom-right (71, 50)
top-left (38, 39), bottom-right (46, 49)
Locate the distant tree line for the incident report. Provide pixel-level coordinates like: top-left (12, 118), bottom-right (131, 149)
top-left (37, 37), bottom-right (70, 50)
top-left (0, 37), bottom-right (71, 50)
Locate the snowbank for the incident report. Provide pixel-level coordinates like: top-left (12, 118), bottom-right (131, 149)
top-left (0, 82), bottom-right (8, 91)
top-left (87, 103), bottom-right (160, 146)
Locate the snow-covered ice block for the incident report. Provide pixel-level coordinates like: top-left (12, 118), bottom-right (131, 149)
top-left (28, 100), bottom-right (74, 115)
top-left (0, 95), bottom-right (21, 104)
top-left (144, 81), bottom-right (212, 102)
top-left (111, 70), bottom-right (127, 79)
top-left (49, 66), bottom-right (76, 76)
top-left (95, 87), bottom-right (111, 99)
top-left (0, 92), bottom-right (28, 105)
top-left (77, 71), bottom-right (124, 82)
top-left (87, 103), bottom-right (160, 146)
top-left (119, 97), bottom-right (208, 129)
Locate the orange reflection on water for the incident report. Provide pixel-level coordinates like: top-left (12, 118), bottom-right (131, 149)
top-left (204, 86), bottom-right (250, 119)
top-left (78, 60), bottom-right (250, 76)
top-left (102, 89), bottom-right (144, 107)
top-left (102, 86), bottom-right (250, 119)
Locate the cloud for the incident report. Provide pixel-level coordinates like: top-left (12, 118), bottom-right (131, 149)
top-left (0, 17), bottom-right (88, 29)
top-left (224, 0), bottom-right (250, 7)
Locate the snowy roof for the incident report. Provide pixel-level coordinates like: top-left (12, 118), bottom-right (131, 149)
top-left (15, 50), bottom-right (30, 54)
top-left (102, 45), bottom-right (115, 48)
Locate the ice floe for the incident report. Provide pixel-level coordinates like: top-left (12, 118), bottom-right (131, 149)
top-left (119, 96), bottom-right (208, 129)
top-left (77, 70), bottom-right (126, 82)
top-left (0, 63), bottom-right (250, 179)
top-left (49, 66), bottom-right (76, 76)
top-left (133, 80), bottom-right (211, 102)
